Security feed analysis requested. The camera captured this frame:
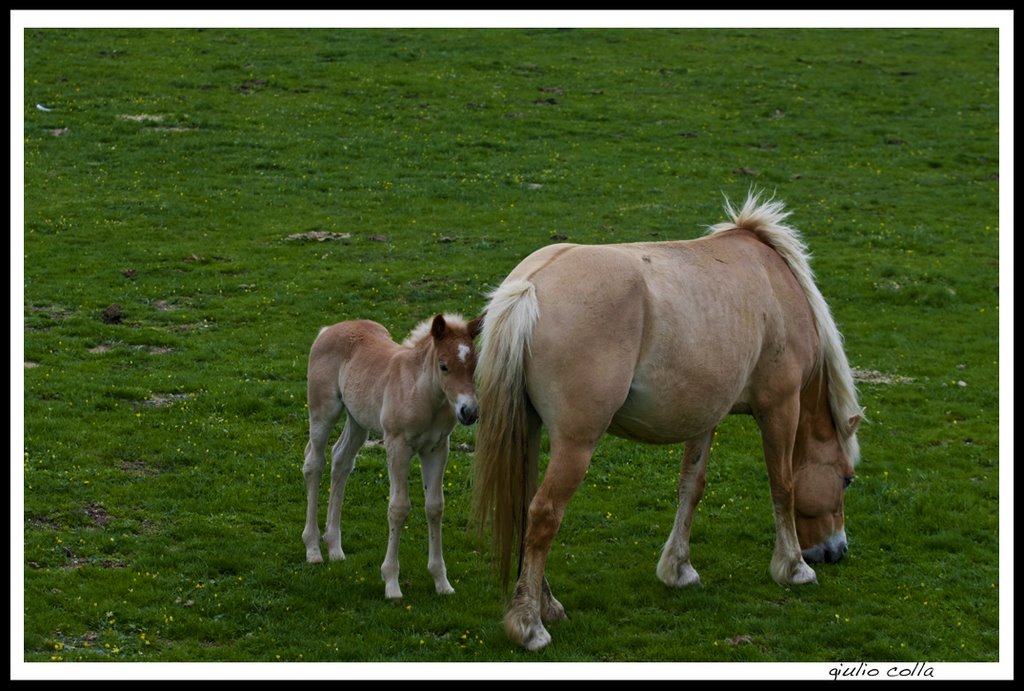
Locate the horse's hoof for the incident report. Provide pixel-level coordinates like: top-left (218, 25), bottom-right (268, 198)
top-left (523, 625), bottom-right (552, 651)
top-left (436, 582), bottom-right (455, 595)
top-left (657, 561), bottom-right (701, 588)
top-left (385, 586), bottom-right (403, 600)
top-left (791, 562), bottom-right (818, 585)
top-left (505, 612), bottom-right (552, 651)
top-left (512, 623), bottom-right (551, 652)
top-left (541, 595), bottom-right (567, 623)
top-left (773, 557), bottom-right (818, 585)
top-left (327, 548), bottom-right (346, 561)
top-left (306, 549), bottom-right (323, 564)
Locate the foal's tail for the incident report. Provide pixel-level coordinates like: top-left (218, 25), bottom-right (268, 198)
top-left (472, 279), bottom-right (540, 589)
top-left (709, 192), bottom-right (863, 458)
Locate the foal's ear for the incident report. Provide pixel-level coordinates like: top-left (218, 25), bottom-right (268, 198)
top-left (468, 314), bottom-right (484, 339)
top-left (848, 414), bottom-right (863, 435)
top-left (430, 314), bottom-right (447, 340)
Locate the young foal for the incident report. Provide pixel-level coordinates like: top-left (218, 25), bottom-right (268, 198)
top-left (302, 314), bottom-right (482, 599)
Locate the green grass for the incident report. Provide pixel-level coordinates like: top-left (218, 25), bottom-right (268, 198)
top-left (19, 27), bottom-right (1002, 671)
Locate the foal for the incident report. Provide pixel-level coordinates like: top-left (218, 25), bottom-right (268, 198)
top-left (302, 314), bottom-right (482, 599)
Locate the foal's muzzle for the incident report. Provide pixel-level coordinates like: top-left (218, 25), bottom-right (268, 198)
top-left (455, 395), bottom-right (479, 426)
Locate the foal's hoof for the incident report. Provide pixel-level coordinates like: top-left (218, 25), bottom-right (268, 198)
top-left (306, 549), bottom-right (324, 564)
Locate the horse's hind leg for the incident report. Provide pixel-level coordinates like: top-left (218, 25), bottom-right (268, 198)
top-left (322, 416), bottom-right (367, 562)
top-left (381, 438), bottom-right (413, 599)
top-left (302, 394), bottom-right (344, 564)
top-left (420, 438), bottom-right (454, 595)
top-left (506, 433), bottom-right (595, 652)
top-left (657, 428), bottom-right (714, 588)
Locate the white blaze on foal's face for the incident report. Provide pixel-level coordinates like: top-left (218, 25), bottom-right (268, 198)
top-left (457, 343), bottom-right (471, 364)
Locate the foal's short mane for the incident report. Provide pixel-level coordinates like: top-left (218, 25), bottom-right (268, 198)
top-left (402, 313), bottom-right (471, 348)
top-left (708, 192), bottom-right (863, 463)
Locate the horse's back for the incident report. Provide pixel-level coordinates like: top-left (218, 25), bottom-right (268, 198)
top-left (513, 232), bottom-right (817, 443)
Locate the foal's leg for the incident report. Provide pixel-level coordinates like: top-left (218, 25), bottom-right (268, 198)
top-left (657, 428), bottom-right (714, 587)
top-left (759, 398), bottom-right (817, 585)
top-left (321, 416), bottom-right (367, 562)
top-left (302, 395), bottom-right (344, 564)
top-left (420, 437), bottom-right (455, 595)
top-left (381, 437), bottom-right (413, 599)
top-left (505, 434), bottom-right (595, 652)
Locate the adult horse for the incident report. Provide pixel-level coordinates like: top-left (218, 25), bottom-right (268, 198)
top-left (303, 314), bottom-right (482, 599)
top-left (472, 194), bottom-right (862, 651)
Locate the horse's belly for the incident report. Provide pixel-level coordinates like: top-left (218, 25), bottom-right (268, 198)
top-left (607, 375), bottom-right (737, 444)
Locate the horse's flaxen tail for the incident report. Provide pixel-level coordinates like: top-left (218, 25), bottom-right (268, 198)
top-left (709, 192), bottom-right (864, 462)
top-left (472, 279), bottom-right (541, 589)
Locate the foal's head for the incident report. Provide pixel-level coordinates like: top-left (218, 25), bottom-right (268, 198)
top-left (427, 314), bottom-right (483, 425)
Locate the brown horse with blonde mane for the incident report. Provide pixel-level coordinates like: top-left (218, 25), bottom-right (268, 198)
top-left (472, 194), bottom-right (863, 650)
top-left (303, 314), bottom-right (482, 600)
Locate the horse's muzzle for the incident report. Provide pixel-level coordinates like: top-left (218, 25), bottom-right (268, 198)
top-left (802, 531), bottom-right (848, 564)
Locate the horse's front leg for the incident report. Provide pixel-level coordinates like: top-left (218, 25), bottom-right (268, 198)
top-left (759, 398), bottom-right (817, 586)
top-left (381, 437), bottom-right (413, 599)
top-left (419, 436), bottom-right (454, 595)
top-left (657, 428), bottom-right (714, 587)
top-left (506, 435), bottom-right (592, 651)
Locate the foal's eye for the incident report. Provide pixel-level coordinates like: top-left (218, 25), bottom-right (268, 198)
top-left (439, 362), bottom-right (449, 373)
top-left (843, 476), bottom-right (855, 489)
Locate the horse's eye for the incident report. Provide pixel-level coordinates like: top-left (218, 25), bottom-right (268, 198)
top-left (439, 362), bottom-right (449, 373)
top-left (843, 476), bottom-right (854, 489)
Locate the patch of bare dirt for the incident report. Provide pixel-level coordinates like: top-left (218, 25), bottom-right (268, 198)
top-left (88, 342), bottom-right (174, 355)
top-left (168, 321), bottom-right (214, 333)
top-left (852, 367), bottom-right (914, 385)
top-left (62, 556), bottom-right (129, 570)
top-left (120, 459), bottom-right (160, 476)
top-left (119, 113), bottom-right (164, 122)
top-left (101, 304), bottom-right (124, 324)
top-left (285, 231), bottom-right (353, 242)
top-left (152, 299), bottom-right (178, 312)
top-left (138, 393), bottom-right (191, 408)
top-left (82, 502), bottom-right (111, 528)
top-left (28, 516), bottom-right (60, 530)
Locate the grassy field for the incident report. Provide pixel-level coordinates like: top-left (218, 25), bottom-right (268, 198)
top-left (18, 24), bottom-right (1004, 676)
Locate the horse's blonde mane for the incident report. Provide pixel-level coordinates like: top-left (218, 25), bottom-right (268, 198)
top-left (402, 313), bottom-right (470, 348)
top-left (708, 192), bottom-right (863, 463)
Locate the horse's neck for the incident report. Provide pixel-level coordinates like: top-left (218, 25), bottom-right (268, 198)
top-left (799, 367), bottom-right (837, 439)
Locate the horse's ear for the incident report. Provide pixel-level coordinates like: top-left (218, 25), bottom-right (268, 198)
top-left (848, 414), bottom-right (863, 435)
top-left (430, 314), bottom-right (447, 340)
top-left (468, 314), bottom-right (484, 339)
